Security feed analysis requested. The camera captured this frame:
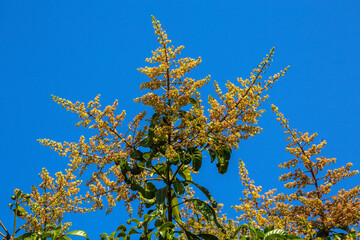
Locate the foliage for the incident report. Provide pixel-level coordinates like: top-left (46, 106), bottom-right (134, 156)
top-left (1, 15), bottom-right (359, 240)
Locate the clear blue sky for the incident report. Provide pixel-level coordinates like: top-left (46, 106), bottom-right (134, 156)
top-left (1, 1), bottom-right (359, 239)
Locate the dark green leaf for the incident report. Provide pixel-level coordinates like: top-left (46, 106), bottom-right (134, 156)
top-left (155, 187), bottom-right (168, 215)
top-left (185, 231), bottom-right (200, 240)
top-left (189, 97), bottom-right (197, 106)
top-left (144, 182), bottom-right (157, 199)
top-left (173, 178), bottom-right (185, 196)
top-left (188, 199), bottom-right (224, 232)
top-left (130, 150), bottom-right (143, 160)
top-left (216, 148), bottom-right (231, 174)
top-left (131, 162), bottom-right (143, 175)
top-left (116, 224), bottom-right (127, 233)
top-left (139, 136), bottom-right (153, 148)
top-left (190, 148), bottom-right (202, 172)
top-left (127, 176), bottom-right (146, 196)
top-left (184, 181), bottom-right (217, 208)
top-left (207, 148), bottom-right (216, 163)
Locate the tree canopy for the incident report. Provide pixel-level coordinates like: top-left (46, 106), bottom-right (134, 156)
top-left (1, 16), bottom-right (359, 240)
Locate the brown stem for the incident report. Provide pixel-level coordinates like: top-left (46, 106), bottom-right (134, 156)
top-left (0, 221), bottom-right (9, 237)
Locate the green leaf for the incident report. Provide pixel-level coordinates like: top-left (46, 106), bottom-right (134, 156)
top-left (158, 222), bottom-right (175, 232)
top-left (190, 148), bottom-right (202, 172)
top-left (14, 205), bottom-right (27, 217)
top-left (130, 149), bottom-right (143, 160)
top-left (216, 148), bottom-right (231, 174)
top-left (185, 231), bottom-right (200, 240)
top-left (231, 224), bottom-right (256, 239)
top-left (178, 166), bottom-right (192, 182)
top-left (52, 224), bottom-right (62, 240)
top-left (127, 218), bottom-right (141, 226)
top-left (65, 230), bottom-right (89, 240)
top-left (184, 181), bottom-right (217, 208)
top-left (207, 148), bottom-right (216, 163)
top-left (154, 163), bottom-right (167, 176)
top-left (130, 162), bottom-right (143, 175)
top-left (155, 187), bottom-right (168, 215)
top-left (144, 182), bottom-right (157, 199)
top-left (263, 229), bottom-right (287, 240)
top-left (264, 226), bottom-right (274, 234)
top-left (188, 199), bottom-right (224, 232)
top-left (143, 152), bottom-right (152, 160)
top-left (189, 97), bottom-right (197, 106)
top-left (127, 227), bottom-right (139, 236)
top-left (120, 159), bottom-right (131, 176)
top-left (179, 149), bottom-right (191, 165)
top-left (173, 178), bottom-right (185, 196)
top-left (127, 176), bottom-right (146, 195)
top-left (139, 136), bottom-right (153, 148)
top-left (16, 232), bottom-right (35, 240)
top-left (116, 224), bottom-right (127, 233)
top-left (171, 194), bottom-right (182, 224)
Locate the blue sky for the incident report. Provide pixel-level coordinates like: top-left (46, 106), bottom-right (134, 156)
top-left (1, 1), bottom-right (359, 239)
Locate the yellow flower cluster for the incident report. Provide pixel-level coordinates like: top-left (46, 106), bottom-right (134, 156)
top-left (232, 106), bottom-right (360, 238)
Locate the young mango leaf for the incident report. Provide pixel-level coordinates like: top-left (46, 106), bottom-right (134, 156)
top-left (157, 222), bottom-right (175, 239)
top-left (65, 230), bottom-right (89, 240)
top-left (263, 229), bottom-right (287, 240)
top-left (127, 218), bottom-right (141, 226)
top-left (158, 222), bottom-right (175, 232)
top-left (178, 166), bottom-right (192, 182)
top-left (13, 205), bottom-right (27, 217)
top-left (171, 193), bottom-right (182, 224)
